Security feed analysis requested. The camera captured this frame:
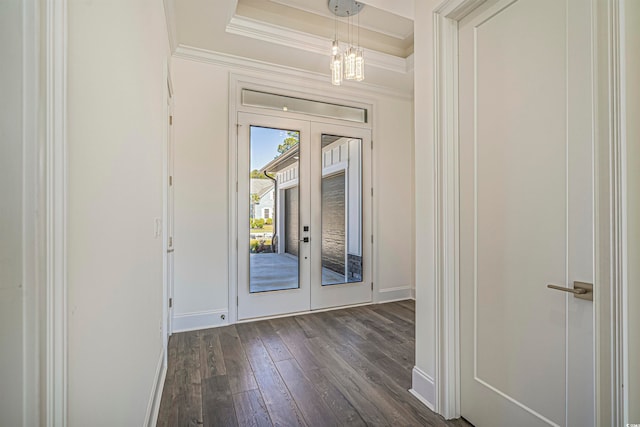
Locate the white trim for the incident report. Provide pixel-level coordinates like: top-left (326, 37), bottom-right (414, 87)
top-left (410, 367), bottom-right (436, 411)
top-left (174, 44), bottom-right (413, 101)
top-left (144, 351), bottom-right (166, 427)
top-left (172, 309), bottom-right (229, 333)
top-left (228, 75), bottom-right (239, 324)
top-left (236, 301), bottom-right (372, 323)
top-left (162, 0), bottom-right (178, 53)
top-left (431, 0), bottom-right (485, 419)
top-left (377, 286), bottom-right (413, 303)
top-left (226, 15), bottom-right (411, 74)
top-left (162, 61), bottom-right (173, 369)
top-left (44, 0), bottom-right (68, 425)
top-left (594, 0), bottom-right (626, 425)
top-left (269, 0), bottom-right (414, 40)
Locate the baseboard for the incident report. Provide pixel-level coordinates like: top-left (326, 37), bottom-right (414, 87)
top-left (410, 288), bottom-right (415, 299)
top-left (145, 350), bottom-right (167, 427)
top-left (376, 285), bottom-right (413, 303)
top-left (409, 366), bottom-right (435, 411)
top-left (172, 308), bottom-right (229, 333)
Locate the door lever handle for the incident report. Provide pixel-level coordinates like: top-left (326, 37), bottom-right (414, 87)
top-left (547, 281), bottom-right (593, 301)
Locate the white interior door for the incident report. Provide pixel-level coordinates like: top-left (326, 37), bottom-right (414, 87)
top-left (459, 0), bottom-right (595, 426)
top-left (166, 92), bottom-right (175, 337)
top-left (237, 113), bottom-right (372, 319)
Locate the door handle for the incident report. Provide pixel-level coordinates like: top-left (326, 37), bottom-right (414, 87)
top-left (299, 237), bottom-right (310, 243)
top-left (547, 281), bottom-right (593, 301)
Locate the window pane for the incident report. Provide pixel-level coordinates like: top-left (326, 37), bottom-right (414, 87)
top-left (321, 134), bottom-right (363, 286)
top-left (249, 126), bottom-right (300, 293)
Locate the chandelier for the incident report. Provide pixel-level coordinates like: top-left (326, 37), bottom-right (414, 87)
top-left (328, 0), bottom-right (365, 85)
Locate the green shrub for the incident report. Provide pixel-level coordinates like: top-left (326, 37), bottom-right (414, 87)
top-left (265, 218), bottom-right (273, 225)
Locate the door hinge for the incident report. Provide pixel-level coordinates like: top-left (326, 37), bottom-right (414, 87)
top-left (371, 235), bottom-right (374, 244)
top-left (237, 296), bottom-right (239, 306)
top-left (169, 298), bottom-right (173, 308)
top-left (169, 236), bottom-right (173, 247)
top-left (371, 188), bottom-right (373, 197)
top-left (169, 175), bottom-right (173, 186)
top-left (169, 115), bottom-right (173, 125)
top-left (371, 140), bottom-right (373, 150)
top-left (371, 282), bottom-right (373, 290)
top-left (236, 181), bottom-right (238, 193)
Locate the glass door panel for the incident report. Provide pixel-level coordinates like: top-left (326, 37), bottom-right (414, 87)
top-left (320, 135), bottom-right (363, 286)
top-left (311, 123), bottom-right (372, 310)
top-left (237, 113), bottom-right (310, 320)
top-left (248, 126), bottom-right (300, 293)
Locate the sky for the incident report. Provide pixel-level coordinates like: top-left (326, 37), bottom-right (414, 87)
top-left (250, 126), bottom-right (298, 171)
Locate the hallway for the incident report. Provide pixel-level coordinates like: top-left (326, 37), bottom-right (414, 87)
top-left (156, 301), bottom-right (470, 426)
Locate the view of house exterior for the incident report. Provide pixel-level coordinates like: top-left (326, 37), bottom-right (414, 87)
top-left (251, 134), bottom-right (363, 286)
top-left (250, 178), bottom-right (274, 220)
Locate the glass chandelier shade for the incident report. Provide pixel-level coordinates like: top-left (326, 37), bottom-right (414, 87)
top-left (328, 0), bottom-right (365, 86)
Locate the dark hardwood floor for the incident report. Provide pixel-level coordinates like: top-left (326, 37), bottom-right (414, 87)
top-left (157, 300), bottom-right (471, 426)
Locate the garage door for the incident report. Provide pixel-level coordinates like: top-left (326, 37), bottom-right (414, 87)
top-left (285, 187), bottom-right (299, 257)
top-left (321, 172), bottom-right (345, 275)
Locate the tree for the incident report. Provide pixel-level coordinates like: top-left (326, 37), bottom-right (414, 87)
top-left (251, 169), bottom-right (268, 179)
top-left (276, 131), bottom-right (299, 156)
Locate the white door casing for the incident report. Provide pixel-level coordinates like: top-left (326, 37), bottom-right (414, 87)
top-left (458, 0), bottom-right (594, 426)
top-left (166, 85), bottom-right (175, 339)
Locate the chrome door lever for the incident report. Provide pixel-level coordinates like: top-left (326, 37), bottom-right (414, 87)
top-left (547, 281), bottom-right (593, 301)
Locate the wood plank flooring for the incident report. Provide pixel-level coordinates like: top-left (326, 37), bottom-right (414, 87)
top-left (157, 301), bottom-right (471, 426)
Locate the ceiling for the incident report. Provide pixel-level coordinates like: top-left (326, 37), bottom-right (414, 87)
top-left (170, 0), bottom-right (415, 94)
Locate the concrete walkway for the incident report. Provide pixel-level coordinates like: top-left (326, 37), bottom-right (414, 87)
top-left (249, 253), bottom-right (347, 293)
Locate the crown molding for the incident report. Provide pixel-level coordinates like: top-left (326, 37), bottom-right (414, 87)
top-left (226, 15), bottom-right (413, 74)
top-left (173, 44), bottom-right (413, 101)
top-left (268, 0), bottom-right (414, 40)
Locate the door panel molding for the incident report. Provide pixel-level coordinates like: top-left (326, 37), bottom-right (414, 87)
top-left (429, 0), bottom-right (627, 423)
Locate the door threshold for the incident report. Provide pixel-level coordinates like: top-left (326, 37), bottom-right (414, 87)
top-left (236, 300), bottom-right (374, 324)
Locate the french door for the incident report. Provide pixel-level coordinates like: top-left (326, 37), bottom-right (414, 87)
top-left (237, 112), bottom-right (372, 320)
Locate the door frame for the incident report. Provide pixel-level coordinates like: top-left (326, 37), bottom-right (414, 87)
top-left (228, 75), bottom-right (374, 323)
top-left (431, 0), bottom-right (628, 424)
top-left (163, 66), bottom-right (175, 360)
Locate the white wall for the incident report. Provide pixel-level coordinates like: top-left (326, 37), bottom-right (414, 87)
top-left (0, 1), bottom-right (25, 425)
top-left (373, 96), bottom-right (415, 299)
top-left (172, 58), bottom-right (230, 329)
top-left (171, 55), bottom-right (415, 330)
top-left (625, 0), bottom-right (640, 418)
top-left (67, 0), bottom-right (169, 425)
top-left (413, 0), bottom-right (440, 403)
